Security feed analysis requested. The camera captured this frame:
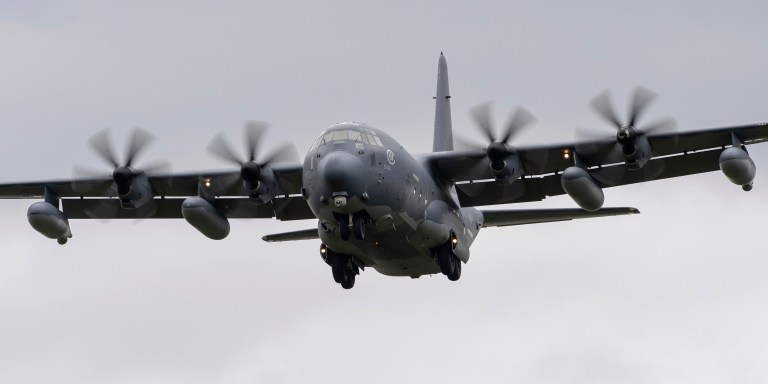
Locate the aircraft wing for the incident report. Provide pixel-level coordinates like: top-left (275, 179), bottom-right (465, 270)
top-left (422, 122), bottom-right (768, 207)
top-left (0, 164), bottom-right (315, 220)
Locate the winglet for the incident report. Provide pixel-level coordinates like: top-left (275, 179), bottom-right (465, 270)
top-left (433, 53), bottom-right (453, 152)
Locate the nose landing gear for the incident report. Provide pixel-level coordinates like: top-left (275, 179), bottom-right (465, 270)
top-left (335, 211), bottom-right (369, 241)
top-left (352, 213), bottom-right (367, 240)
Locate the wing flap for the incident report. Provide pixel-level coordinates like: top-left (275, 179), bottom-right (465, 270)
top-left (482, 207), bottom-right (639, 227)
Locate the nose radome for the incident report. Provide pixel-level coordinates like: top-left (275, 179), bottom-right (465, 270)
top-left (318, 150), bottom-right (365, 191)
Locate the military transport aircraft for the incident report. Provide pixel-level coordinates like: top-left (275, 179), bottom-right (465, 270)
top-left (3, 54), bottom-right (767, 289)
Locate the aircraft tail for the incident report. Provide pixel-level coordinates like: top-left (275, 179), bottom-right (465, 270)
top-left (432, 53), bottom-right (453, 152)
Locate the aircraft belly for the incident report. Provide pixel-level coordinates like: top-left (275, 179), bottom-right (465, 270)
top-left (319, 211), bottom-right (440, 277)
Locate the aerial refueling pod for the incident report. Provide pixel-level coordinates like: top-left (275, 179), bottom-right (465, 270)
top-left (561, 167), bottom-right (605, 211)
top-left (27, 202), bottom-right (72, 244)
top-left (181, 197), bottom-right (230, 240)
top-left (719, 147), bottom-right (756, 191)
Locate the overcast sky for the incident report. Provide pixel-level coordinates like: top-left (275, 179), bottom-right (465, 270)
top-left (2, 1), bottom-right (768, 383)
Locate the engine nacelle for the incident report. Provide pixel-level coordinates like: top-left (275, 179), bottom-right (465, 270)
top-left (561, 166), bottom-right (604, 211)
top-left (622, 134), bottom-right (652, 170)
top-left (27, 202), bottom-right (72, 244)
top-left (490, 154), bottom-right (523, 182)
top-left (246, 166), bottom-right (278, 204)
top-left (719, 147), bottom-right (756, 188)
top-left (181, 197), bottom-right (230, 240)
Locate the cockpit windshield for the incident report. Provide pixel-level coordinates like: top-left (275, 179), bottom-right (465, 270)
top-left (310, 126), bottom-right (383, 152)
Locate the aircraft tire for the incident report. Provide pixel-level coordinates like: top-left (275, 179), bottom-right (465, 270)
top-left (352, 214), bottom-right (366, 240)
top-left (436, 242), bottom-right (455, 276)
top-left (340, 272), bottom-right (355, 289)
top-left (331, 254), bottom-right (348, 284)
top-left (447, 256), bottom-right (462, 281)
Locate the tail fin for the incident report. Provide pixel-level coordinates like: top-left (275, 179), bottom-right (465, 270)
top-left (433, 53), bottom-right (453, 152)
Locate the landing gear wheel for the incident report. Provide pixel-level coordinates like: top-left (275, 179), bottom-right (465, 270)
top-left (447, 256), bottom-right (462, 281)
top-left (352, 214), bottom-right (366, 240)
top-left (340, 273), bottom-right (355, 289)
top-left (436, 242), bottom-right (455, 276)
top-left (331, 254), bottom-right (348, 284)
top-left (338, 215), bottom-right (350, 241)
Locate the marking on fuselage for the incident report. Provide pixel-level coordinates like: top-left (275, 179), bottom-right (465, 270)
top-left (387, 149), bottom-right (396, 165)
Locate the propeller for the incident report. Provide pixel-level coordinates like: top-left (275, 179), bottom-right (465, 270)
top-left (468, 102), bottom-right (537, 166)
top-left (206, 120), bottom-right (298, 192)
top-left (454, 102), bottom-right (540, 199)
top-left (576, 86), bottom-right (676, 185)
top-left (72, 127), bottom-right (171, 219)
top-left (578, 87), bottom-right (676, 156)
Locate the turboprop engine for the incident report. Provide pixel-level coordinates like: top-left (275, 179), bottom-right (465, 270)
top-left (181, 197), bottom-right (230, 240)
top-left (719, 146), bottom-right (756, 191)
top-left (561, 166), bottom-right (604, 211)
top-left (487, 143), bottom-right (523, 181)
top-left (206, 121), bottom-right (298, 205)
top-left (578, 87), bottom-right (677, 184)
top-left (464, 102), bottom-right (538, 184)
top-left (27, 202), bottom-right (72, 244)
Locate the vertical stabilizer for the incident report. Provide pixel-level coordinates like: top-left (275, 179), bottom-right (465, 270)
top-left (433, 53), bottom-right (453, 152)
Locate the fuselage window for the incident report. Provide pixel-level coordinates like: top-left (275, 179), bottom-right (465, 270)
top-left (348, 130), bottom-right (362, 142)
top-left (332, 130), bottom-right (349, 141)
top-left (315, 128), bottom-right (384, 147)
top-left (322, 131), bottom-right (334, 144)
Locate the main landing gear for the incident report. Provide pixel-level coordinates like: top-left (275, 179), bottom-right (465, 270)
top-left (321, 244), bottom-right (360, 289)
top-left (435, 238), bottom-right (462, 281)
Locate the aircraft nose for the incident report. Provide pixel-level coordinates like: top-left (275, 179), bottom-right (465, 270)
top-left (318, 150), bottom-right (365, 192)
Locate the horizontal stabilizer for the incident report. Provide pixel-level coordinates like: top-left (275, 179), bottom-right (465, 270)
top-left (481, 207), bottom-right (639, 227)
top-left (262, 228), bottom-right (319, 242)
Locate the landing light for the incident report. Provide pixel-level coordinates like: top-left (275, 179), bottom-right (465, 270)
top-left (204, 178), bottom-right (212, 188)
top-left (563, 149), bottom-right (571, 160)
top-left (452, 237), bottom-right (459, 245)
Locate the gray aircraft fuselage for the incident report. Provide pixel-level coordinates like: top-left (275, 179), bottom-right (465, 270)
top-left (302, 122), bottom-right (483, 278)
